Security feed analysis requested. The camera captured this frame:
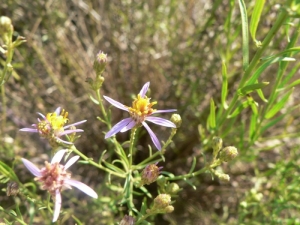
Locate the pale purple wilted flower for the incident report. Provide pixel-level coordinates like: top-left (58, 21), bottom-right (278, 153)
top-left (104, 82), bottom-right (176, 150)
top-left (21, 150), bottom-right (98, 222)
top-left (20, 107), bottom-right (86, 145)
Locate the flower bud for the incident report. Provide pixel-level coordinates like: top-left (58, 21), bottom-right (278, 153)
top-left (166, 183), bottom-right (180, 195)
top-left (219, 146), bottom-right (238, 162)
top-left (165, 205), bottom-right (174, 213)
top-left (214, 170), bottom-right (230, 182)
top-left (119, 215), bottom-right (135, 225)
top-left (212, 137), bottom-right (223, 152)
top-left (0, 16), bottom-right (13, 36)
top-left (153, 194), bottom-right (171, 210)
top-left (6, 181), bottom-right (19, 196)
top-left (170, 114), bottom-right (182, 128)
top-left (156, 175), bottom-right (167, 188)
top-left (93, 51), bottom-right (107, 75)
top-left (141, 164), bottom-right (162, 185)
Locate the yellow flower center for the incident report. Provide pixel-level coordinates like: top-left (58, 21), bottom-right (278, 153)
top-left (128, 94), bottom-right (157, 123)
top-left (46, 109), bottom-right (69, 131)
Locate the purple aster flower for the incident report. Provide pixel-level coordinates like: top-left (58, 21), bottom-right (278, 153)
top-left (104, 82), bottom-right (176, 150)
top-left (20, 107), bottom-right (86, 145)
top-left (21, 150), bottom-right (98, 222)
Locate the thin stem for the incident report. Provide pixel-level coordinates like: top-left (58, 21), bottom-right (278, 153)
top-left (129, 128), bottom-right (137, 167)
top-left (166, 166), bottom-right (208, 181)
top-left (70, 145), bottom-right (126, 178)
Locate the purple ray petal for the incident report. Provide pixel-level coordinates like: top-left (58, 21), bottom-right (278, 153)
top-left (37, 112), bottom-right (46, 119)
top-left (145, 117), bottom-right (176, 128)
top-left (59, 129), bottom-right (84, 136)
top-left (139, 82), bottom-right (150, 97)
top-left (64, 179), bottom-right (98, 199)
top-left (52, 190), bottom-right (62, 222)
top-left (63, 120), bottom-right (87, 129)
top-left (51, 150), bottom-right (67, 164)
top-left (151, 109), bottom-right (177, 114)
top-left (21, 158), bottom-right (42, 177)
top-left (105, 118), bottom-right (133, 138)
top-left (142, 122), bottom-right (161, 150)
top-left (54, 107), bottom-right (61, 115)
top-left (56, 138), bottom-right (73, 145)
top-left (19, 128), bottom-right (38, 132)
top-left (64, 156), bottom-right (80, 169)
top-left (120, 120), bottom-right (136, 132)
top-left (103, 96), bottom-right (129, 112)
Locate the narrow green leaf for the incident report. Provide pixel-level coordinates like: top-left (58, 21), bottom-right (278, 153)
top-left (221, 61), bottom-right (229, 109)
top-left (207, 98), bottom-right (216, 129)
top-left (228, 101), bottom-right (250, 118)
top-left (248, 96), bottom-right (258, 115)
top-left (238, 82), bottom-right (269, 96)
top-left (279, 79), bottom-right (300, 91)
top-left (249, 112), bottom-right (258, 141)
top-left (238, 0), bottom-right (249, 70)
top-left (89, 95), bottom-right (99, 105)
top-left (188, 157), bottom-right (197, 174)
top-left (102, 161), bottom-right (125, 174)
top-left (265, 88), bottom-right (294, 119)
top-left (250, 0), bottom-right (265, 45)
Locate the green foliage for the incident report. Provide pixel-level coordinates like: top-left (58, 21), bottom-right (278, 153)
top-left (1, 0), bottom-right (300, 224)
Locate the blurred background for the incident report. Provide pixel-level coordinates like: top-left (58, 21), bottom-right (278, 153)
top-left (1, 0), bottom-right (300, 224)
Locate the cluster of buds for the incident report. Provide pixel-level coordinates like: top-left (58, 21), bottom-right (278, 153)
top-left (146, 194), bottom-right (174, 214)
top-left (87, 51), bottom-right (107, 90)
top-left (0, 16), bottom-right (13, 44)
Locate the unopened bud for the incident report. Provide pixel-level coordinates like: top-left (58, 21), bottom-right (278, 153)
top-left (93, 51), bottom-right (107, 75)
top-left (219, 146), bottom-right (238, 162)
top-left (214, 171), bottom-right (230, 182)
top-left (212, 137), bottom-right (223, 152)
top-left (166, 183), bottom-right (180, 195)
top-left (119, 215), bottom-right (135, 225)
top-left (141, 164), bottom-right (162, 185)
top-left (156, 175), bottom-right (167, 188)
top-left (170, 114), bottom-right (182, 128)
top-left (165, 205), bottom-right (174, 213)
top-left (0, 16), bottom-right (13, 36)
top-left (153, 194), bottom-right (171, 210)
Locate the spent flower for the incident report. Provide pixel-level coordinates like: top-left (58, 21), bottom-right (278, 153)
top-left (141, 163), bottom-right (163, 185)
top-left (104, 82), bottom-right (176, 150)
top-left (20, 107), bottom-right (86, 145)
top-left (21, 150), bottom-right (98, 222)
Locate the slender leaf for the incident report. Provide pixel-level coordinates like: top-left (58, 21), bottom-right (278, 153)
top-left (250, 0), bottom-right (265, 45)
top-left (238, 82), bottom-right (269, 96)
top-left (238, 0), bottom-right (249, 70)
top-left (221, 61), bottom-right (229, 109)
top-left (249, 112), bottom-right (258, 141)
top-left (265, 88), bottom-right (294, 119)
top-left (228, 101), bottom-right (250, 118)
top-left (207, 98), bottom-right (216, 129)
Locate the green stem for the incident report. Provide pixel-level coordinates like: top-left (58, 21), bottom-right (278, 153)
top-left (166, 166), bottom-right (208, 181)
top-left (70, 145), bottom-right (126, 178)
top-left (129, 128), bottom-right (137, 167)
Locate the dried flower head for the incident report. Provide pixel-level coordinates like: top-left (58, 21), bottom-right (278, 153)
top-left (104, 82), bottom-right (176, 150)
top-left (141, 163), bottom-right (162, 185)
top-left (6, 181), bottom-right (19, 196)
top-left (20, 107), bottom-right (86, 146)
top-left (93, 50), bottom-right (107, 75)
top-left (22, 150), bottom-right (98, 222)
top-left (119, 215), bottom-right (135, 225)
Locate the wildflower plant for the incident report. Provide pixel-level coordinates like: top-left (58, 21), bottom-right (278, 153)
top-left (1, 0), bottom-right (300, 224)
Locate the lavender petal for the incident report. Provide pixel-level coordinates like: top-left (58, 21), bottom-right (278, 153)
top-left (59, 129), bottom-right (84, 136)
top-left (151, 109), bottom-right (177, 114)
top-left (142, 122), bottom-right (162, 150)
top-left (63, 120), bottom-right (87, 129)
top-left (139, 82), bottom-right (150, 97)
top-left (51, 150), bottom-right (67, 164)
top-left (21, 158), bottom-right (42, 177)
top-left (103, 96), bottom-right (129, 112)
top-left (19, 128), bottom-right (38, 133)
top-left (54, 107), bottom-right (61, 115)
top-left (64, 156), bottom-right (80, 169)
top-left (105, 118), bottom-right (133, 138)
top-left (65, 179), bottom-right (98, 198)
top-left (120, 120), bottom-right (136, 132)
top-left (37, 112), bottom-right (46, 119)
top-left (145, 116), bottom-right (176, 128)
top-left (52, 190), bottom-right (62, 222)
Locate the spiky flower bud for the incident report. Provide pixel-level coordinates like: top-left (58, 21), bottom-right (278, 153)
top-left (166, 183), bottom-right (180, 195)
top-left (141, 164), bottom-right (162, 185)
top-left (219, 146), bottom-right (238, 162)
top-left (93, 50), bottom-right (107, 75)
top-left (170, 114), bottom-right (182, 128)
top-left (119, 215), bottom-right (135, 225)
top-left (153, 194), bottom-right (171, 210)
